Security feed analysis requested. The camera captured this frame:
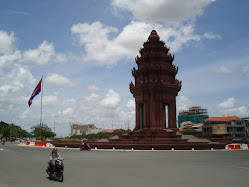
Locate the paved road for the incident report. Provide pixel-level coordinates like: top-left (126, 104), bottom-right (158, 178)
top-left (0, 142), bottom-right (249, 187)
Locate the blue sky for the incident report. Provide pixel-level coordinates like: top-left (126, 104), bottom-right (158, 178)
top-left (1, 0), bottom-right (249, 137)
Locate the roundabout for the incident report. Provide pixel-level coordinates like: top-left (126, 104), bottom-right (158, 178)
top-left (1, 142), bottom-right (249, 187)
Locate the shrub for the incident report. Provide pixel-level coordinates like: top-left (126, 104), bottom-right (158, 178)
top-left (183, 127), bottom-right (197, 132)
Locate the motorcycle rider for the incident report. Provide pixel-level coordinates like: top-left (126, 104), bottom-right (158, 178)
top-left (1, 137), bottom-right (5, 145)
top-left (49, 147), bottom-right (62, 175)
top-left (81, 140), bottom-right (89, 150)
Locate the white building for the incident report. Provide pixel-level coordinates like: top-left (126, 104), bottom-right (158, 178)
top-left (70, 124), bottom-right (96, 136)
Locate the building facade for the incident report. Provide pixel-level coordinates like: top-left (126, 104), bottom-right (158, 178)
top-left (203, 114), bottom-right (246, 137)
top-left (70, 124), bottom-right (96, 136)
top-left (178, 106), bottom-right (209, 127)
top-left (242, 117), bottom-right (249, 134)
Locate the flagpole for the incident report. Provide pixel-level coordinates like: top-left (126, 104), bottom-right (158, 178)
top-left (40, 76), bottom-right (43, 140)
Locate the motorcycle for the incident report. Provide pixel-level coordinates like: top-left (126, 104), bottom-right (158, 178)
top-left (46, 158), bottom-right (64, 182)
top-left (79, 143), bottom-right (91, 151)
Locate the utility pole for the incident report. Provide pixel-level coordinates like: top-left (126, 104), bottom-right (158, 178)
top-left (54, 122), bottom-right (56, 138)
top-left (10, 117), bottom-right (12, 141)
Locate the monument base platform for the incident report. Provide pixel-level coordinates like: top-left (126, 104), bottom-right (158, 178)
top-left (52, 129), bottom-right (233, 150)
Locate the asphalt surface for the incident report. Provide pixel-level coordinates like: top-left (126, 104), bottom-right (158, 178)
top-left (0, 142), bottom-right (249, 187)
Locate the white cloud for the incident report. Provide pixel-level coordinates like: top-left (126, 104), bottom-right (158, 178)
top-left (127, 100), bottom-right (135, 111)
top-left (0, 31), bottom-right (67, 68)
top-left (223, 106), bottom-right (248, 117)
top-left (88, 85), bottom-right (101, 92)
top-left (43, 95), bottom-right (60, 107)
top-left (19, 109), bottom-right (30, 119)
top-left (159, 24), bottom-right (201, 52)
top-left (63, 96), bottom-right (136, 130)
top-left (22, 40), bottom-right (67, 65)
top-left (69, 22), bottom-right (157, 66)
top-left (242, 66), bottom-right (249, 74)
top-left (0, 30), bottom-right (16, 54)
top-left (215, 66), bottom-right (232, 74)
top-left (0, 63), bottom-right (37, 124)
top-left (100, 89), bottom-right (121, 108)
top-left (62, 99), bottom-right (76, 106)
top-left (55, 53), bottom-right (67, 63)
top-left (217, 98), bottom-right (235, 109)
top-left (114, 21), bottom-right (214, 54)
top-left (0, 64), bottom-right (35, 105)
top-left (70, 0), bottom-right (219, 68)
top-left (203, 32), bottom-right (222, 40)
top-left (115, 107), bottom-right (135, 124)
top-left (45, 73), bottom-right (76, 87)
top-left (71, 22), bottom-right (120, 67)
top-left (217, 98), bottom-right (248, 117)
top-left (33, 94), bottom-right (136, 132)
top-left (0, 50), bottom-right (22, 67)
top-left (60, 107), bottom-right (74, 115)
top-left (71, 19), bottom-right (221, 67)
top-left (112, 0), bottom-right (215, 25)
top-left (22, 41), bottom-right (55, 65)
top-left (8, 104), bottom-right (14, 111)
top-left (85, 93), bottom-right (100, 102)
top-left (71, 21), bottom-right (118, 45)
top-left (177, 96), bottom-right (193, 112)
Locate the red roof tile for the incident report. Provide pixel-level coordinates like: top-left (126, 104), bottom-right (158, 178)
top-left (205, 115), bottom-right (242, 122)
top-left (103, 129), bottom-right (114, 133)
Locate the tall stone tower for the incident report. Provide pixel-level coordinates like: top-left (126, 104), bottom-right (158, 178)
top-left (130, 30), bottom-right (181, 130)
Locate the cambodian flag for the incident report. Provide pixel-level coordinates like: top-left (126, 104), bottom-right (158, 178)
top-left (28, 78), bottom-right (42, 107)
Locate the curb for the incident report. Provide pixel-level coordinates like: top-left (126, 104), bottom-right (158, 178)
top-left (22, 142), bottom-right (249, 151)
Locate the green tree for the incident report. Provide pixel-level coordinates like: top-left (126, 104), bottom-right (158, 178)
top-left (10, 124), bottom-right (19, 137)
top-left (68, 132), bottom-right (112, 140)
top-left (31, 123), bottom-right (56, 139)
top-left (1, 122), bottom-right (32, 138)
top-left (183, 127), bottom-right (197, 132)
top-left (19, 129), bottom-right (31, 137)
top-left (0, 121), bottom-right (9, 132)
top-left (114, 129), bottom-right (126, 133)
top-left (1, 125), bottom-right (11, 137)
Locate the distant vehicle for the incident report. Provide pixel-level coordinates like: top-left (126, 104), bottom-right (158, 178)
top-left (79, 143), bottom-right (91, 151)
top-left (23, 138), bottom-right (30, 141)
top-left (14, 138), bottom-right (24, 142)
